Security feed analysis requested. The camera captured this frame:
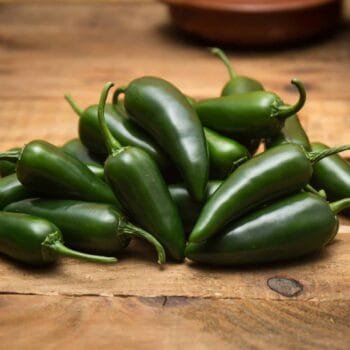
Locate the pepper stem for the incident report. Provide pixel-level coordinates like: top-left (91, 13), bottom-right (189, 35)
top-left (276, 79), bottom-right (306, 120)
top-left (304, 184), bottom-right (327, 199)
top-left (98, 82), bottom-right (122, 154)
top-left (211, 47), bottom-right (237, 79)
top-left (64, 94), bottom-right (84, 117)
top-left (0, 150), bottom-right (21, 162)
top-left (112, 86), bottom-right (127, 106)
top-left (308, 145), bottom-right (350, 164)
top-left (123, 223), bottom-right (166, 264)
top-left (49, 241), bottom-right (117, 263)
top-left (330, 198), bottom-right (350, 215)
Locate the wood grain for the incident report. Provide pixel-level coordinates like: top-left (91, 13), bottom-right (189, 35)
top-left (0, 295), bottom-right (349, 350)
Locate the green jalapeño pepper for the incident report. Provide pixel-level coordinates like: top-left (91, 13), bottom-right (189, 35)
top-left (0, 212), bottom-right (117, 266)
top-left (99, 82), bottom-right (185, 261)
top-left (265, 115), bottom-right (311, 151)
top-left (65, 95), bottom-right (170, 173)
top-left (0, 174), bottom-right (34, 209)
top-left (114, 76), bottom-right (209, 202)
top-left (186, 192), bottom-right (349, 265)
top-left (311, 143), bottom-right (350, 206)
top-left (204, 128), bottom-right (250, 179)
top-left (195, 79), bottom-right (306, 139)
top-left (0, 147), bottom-right (20, 177)
top-left (0, 167), bottom-right (104, 212)
top-left (0, 141), bottom-right (122, 210)
top-left (5, 199), bottom-right (165, 264)
top-left (211, 48), bottom-right (264, 95)
top-left (212, 48), bottom-right (264, 155)
top-left (169, 181), bottom-right (222, 235)
top-left (189, 143), bottom-right (350, 243)
top-left (61, 138), bottom-right (103, 165)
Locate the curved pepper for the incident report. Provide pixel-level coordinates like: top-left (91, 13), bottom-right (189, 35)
top-left (311, 143), bottom-right (350, 211)
top-left (0, 141), bottom-right (122, 210)
top-left (211, 48), bottom-right (264, 95)
top-left (204, 128), bottom-right (250, 179)
top-left (186, 192), bottom-right (349, 265)
top-left (265, 115), bottom-right (311, 151)
top-left (189, 143), bottom-right (350, 243)
top-left (99, 82), bottom-right (185, 261)
top-left (5, 199), bottom-right (165, 264)
top-left (65, 95), bottom-right (170, 173)
top-left (61, 138), bottom-right (103, 165)
top-left (114, 76), bottom-right (209, 201)
top-left (0, 212), bottom-right (117, 265)
top-left (195, 79), bottom-right (306, 139)
top-left (169, 181), bottom-right (221, 235)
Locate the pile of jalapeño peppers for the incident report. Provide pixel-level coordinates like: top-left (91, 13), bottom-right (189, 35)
top-left (1, 48), bottom-right (350, 267)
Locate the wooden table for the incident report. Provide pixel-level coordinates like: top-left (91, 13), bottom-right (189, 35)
top-left (0, 1), bottom-right (349, 349)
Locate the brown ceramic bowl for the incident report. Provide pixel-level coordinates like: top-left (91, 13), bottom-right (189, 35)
top-left (161, 0), bottom-right (343, 47)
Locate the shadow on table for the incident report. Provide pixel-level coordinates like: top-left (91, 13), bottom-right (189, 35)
top-left (186, 239), bottom-right (339, 273)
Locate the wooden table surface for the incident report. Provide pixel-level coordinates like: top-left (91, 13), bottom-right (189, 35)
top-left (0, 1), bottom-right (349, 349)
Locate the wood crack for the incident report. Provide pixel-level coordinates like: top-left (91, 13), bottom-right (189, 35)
top-left (0, 290), bottom-right (348, 302)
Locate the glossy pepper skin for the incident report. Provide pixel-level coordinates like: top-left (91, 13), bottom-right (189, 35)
top-left (265, 115), bottom-right (311, 151)
top-left (212, 48), bottom-right (264, 155)
top-left (61, 138), bottom-right (103, 165)
top-left (195, 79), bottom-right (306, 139)
top-left (0, 212), bottom-right (117, 266)
top-left (189, 143), bottom-right (350, 243)
top-left (311, 143), bottom-right (350, 207)
top-left (65, 95), bottom-right (170, 173)
top-left (211, 48), bottom-right (264, 95)
top-left (169, 181), bottom-right (221, 235)
top-left (0, 141), bottom-right (122, 210)
top-left (5, 199), bottom-right (165, 264)
top-left (204, 128), bottom-right (250, 179)
top-left (99, 82), bottom-right (185, 261)
top-left (114, 76), bottom-right (209, 201)
top-left (0, 147), bottom-right (20, 177)
top-left (185, 193), bottom-right (349, 265)
top-left (0, 174), bottom-right (33, 209)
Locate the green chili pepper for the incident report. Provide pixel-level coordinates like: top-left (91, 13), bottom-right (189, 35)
top-left (195, 79), bottom-right (306, 139)
top-left (311, 143), bottom-right (350, 207)
top-left (5, 199), bottom-right (165, 264)
top-left (0, 174), bottom-right (33, 209)
top-left (189, 143), bottom-right (350, 243)
top-left (99, 82), bottom-right (185, 261)
top-left (169, 181), bottom-right (222, 235)
top-left (114, 76), bottom-right (209, 201)
top-left (61, 138), bottom-right (103, 165)
top-left (0, 141), bottom-right (122, 210)
top-left (0, 212), bottom-right (117, 266)
top-left (211, 48), bottom-right (264, 95)
top-left (186, 192), bottom-right (349, 265)
top-left (204, 128), bottom-right (250, 179)
top-left (265, 115), bottom-right (311, 151)
top-left (211, 48), bottom-right (264, 155)
top-left (0, 165), bottom-right (104, 211)
top-left (0, 147), bottom-right (20, 177)
top-left (64, 95), bottom-right (170, 172)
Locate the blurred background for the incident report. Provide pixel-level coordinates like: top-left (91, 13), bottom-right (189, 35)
top-left (0, 0), bottom-right (349, 153)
